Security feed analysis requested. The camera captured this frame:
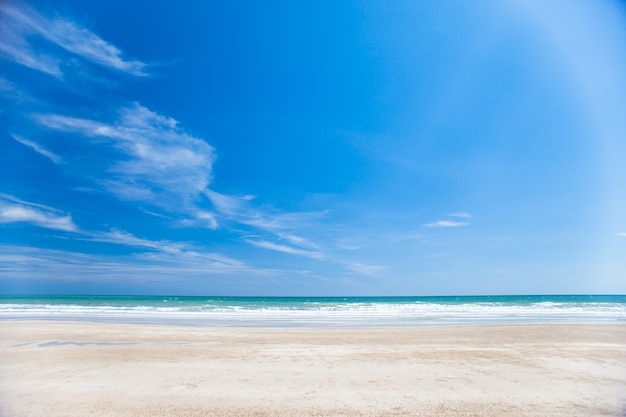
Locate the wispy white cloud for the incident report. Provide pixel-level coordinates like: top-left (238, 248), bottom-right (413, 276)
top-left (0, 245), bottom-right (259, 283)
top-left (0, 76), bottom-right (14, 92)
top-left (243, 236), bottom-right (387, 280)
top-left (277, 233), bottom-right (319, 250)
top-left (244, 239), bottom-right (325, 260)
top-left (205, 189), bottom-right (328, 232)
top-left (135, 251), bottom-right (251, 274)
top-left (36, 103), bottom-right (216, 208)
top-left (177, 211), bottom-right (219, 230)
top-left (618, 232), bottom-right (626, 238)
top-left (0, 75), bottom-right (31, 103)
top-left (87, 229), bottom-right (188, 255)
top-left (0, 19), bottom-right (61, 77)
top-left (423, 220), bottom-right (469, 228)
top-left (447, 211), bottom-right (472, 218)
top-left (423, 212), bottom-right (472, 228)
top-left (89, 230), bottom-right (248, 270)
top-left (10, 134), bottom-right (62, 164)
top-left (205, 189), bottom-right (355, 271)
top-left (204, 189), bottom-right (250, 218)
top-left (0, 4), bottom-right (147, 77)
top-left (342, 262), bottom-right (386, 277)
top-left (0, 194), bottom-right (228, 266)
top-left (335, 240), bottom-right (364, 251)
top-left (0, 194), bottom-right (77, 232)
top-left (0, 193), bottom-right (251, 274)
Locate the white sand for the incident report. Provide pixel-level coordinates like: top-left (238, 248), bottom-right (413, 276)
top-left (1, 322), bottom-right (625, 416)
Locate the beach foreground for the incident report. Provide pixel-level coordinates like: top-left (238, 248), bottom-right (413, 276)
top-left (0, 322), bottom-right (625, 417)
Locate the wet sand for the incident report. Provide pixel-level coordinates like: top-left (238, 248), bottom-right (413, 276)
top-left (1, 322), bottom-right (625, 416)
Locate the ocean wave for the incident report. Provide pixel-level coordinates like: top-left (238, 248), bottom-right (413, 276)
top-left (1, 298), bottom-right (624, 327)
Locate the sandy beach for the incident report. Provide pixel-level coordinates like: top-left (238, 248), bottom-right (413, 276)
top-left (0, 322), bottom-right (625, 417)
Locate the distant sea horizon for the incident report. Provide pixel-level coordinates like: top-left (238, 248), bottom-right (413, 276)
top-left (1, 294), bottom-right (624, 328)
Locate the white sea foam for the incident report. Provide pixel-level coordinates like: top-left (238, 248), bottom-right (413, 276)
top-left (1, 300), bottom-right (624, 327)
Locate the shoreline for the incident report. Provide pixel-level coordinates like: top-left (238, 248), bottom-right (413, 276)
top-left (2, 294), bottom-right (624, 328)
top-left (1, 322), bottom-right (625, 416)
top-left (1, 317), bottom-right (625, 329)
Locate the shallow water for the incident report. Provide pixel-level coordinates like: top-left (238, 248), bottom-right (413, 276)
top-left (1, 294), bottom-right (624, 327)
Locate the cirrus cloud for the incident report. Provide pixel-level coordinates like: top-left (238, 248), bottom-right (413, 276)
top-left (0, 194), bottom-right (77, 232)
top-left (36, 103), bottom-right (216, 208)
top-left (0, 3), bottom-right (148, 77)
top-left (423, 220), bottom-right (470, 228)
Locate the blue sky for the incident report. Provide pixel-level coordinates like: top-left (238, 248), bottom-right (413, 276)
top-left (1, 0), bottom-right (625, 296)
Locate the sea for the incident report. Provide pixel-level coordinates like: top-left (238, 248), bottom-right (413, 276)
top-left (0, 294), bottom-right (624, 328)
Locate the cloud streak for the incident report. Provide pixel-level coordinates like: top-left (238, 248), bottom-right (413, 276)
top-left (0, 4), bottom-right (147, 77)
top-left (0, 194), bottom-right (77, 232)
top-left (343, 262), bottom-right (386, 277)
top-left (0, 245), bottom-right (259, 284)
top-left (36, 103), bottom-right (216, 208)
top-left (87, 229), bottom-right (188, 255)
top-left (11, 134), bottom-right (62, 164)
top-left (89, 230), bottom-right (249, 271)
top-left (423, 220), bottom-right (469, 228)
top-left (0, 193), bottom-right (252, 278)
top-left (277, 233), bottom-right (319, 250)
top-left (0, 194), bottom-right (242, 270)
top-left (205, 189), bottom-right (328, 233)
top-left (447, 212), bottom-right (472, 219)
top-left (423, 212), bottom-right (472, 228)
top-left (244, 239), bottom-right (324, 260)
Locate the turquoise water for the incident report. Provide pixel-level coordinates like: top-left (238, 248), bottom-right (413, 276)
top-left (1, 294), bottom-right (624, 327)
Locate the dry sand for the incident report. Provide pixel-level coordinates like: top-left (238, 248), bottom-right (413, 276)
top-left (0, 322), bottom-right (625, 416)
